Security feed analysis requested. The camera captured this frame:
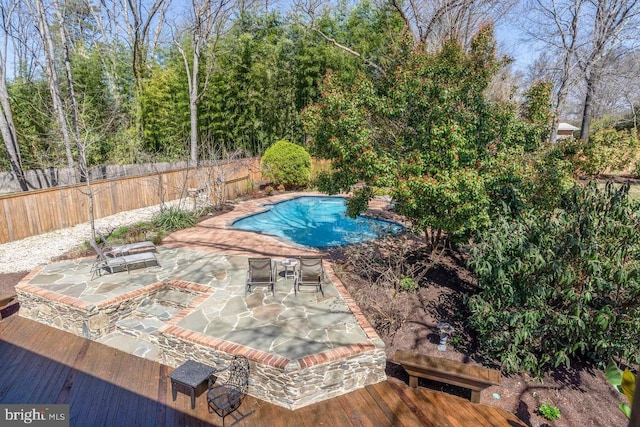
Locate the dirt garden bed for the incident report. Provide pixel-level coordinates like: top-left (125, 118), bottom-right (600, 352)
top-left (327, 235), bottom-right (629, 427)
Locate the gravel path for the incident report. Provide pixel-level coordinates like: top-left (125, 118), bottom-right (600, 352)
top-left (0, 201), bottom-right (182, 274)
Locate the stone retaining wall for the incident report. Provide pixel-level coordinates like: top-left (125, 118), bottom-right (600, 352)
top-left (157, 327), bottom-right (387, 410)
top-left (17, 289), bottom-right (96, 338)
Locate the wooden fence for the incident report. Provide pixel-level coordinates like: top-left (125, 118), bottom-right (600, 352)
top-left (0, 158), bottom-right (262, 244)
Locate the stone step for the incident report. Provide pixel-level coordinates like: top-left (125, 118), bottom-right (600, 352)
top-left (135, 300), bottom-right (184, 321)
top-left (97, 331), bottom-right (159, 360)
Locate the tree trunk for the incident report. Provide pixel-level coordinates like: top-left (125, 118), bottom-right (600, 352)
top-left (190, 53), bottom-right (200, 165)
top-left (548, 0), bottom-right (581, 144)
top-left (0, 3), bottom-right (28, 191)
top-left (32, 0), bottom-right (75, 176)
top-left (580, 78), bottom-right (595, 141)
top-left (124, 0), bottom-right (168, 144)
top-left (52, 0), bottom-right (80, 143)
top-left (0, 83), bottom-right (28, 191)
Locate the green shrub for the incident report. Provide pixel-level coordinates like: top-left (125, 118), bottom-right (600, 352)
top-left (578, 128), bottom-right (639, 175)
top-left (468, 181), bottom-right (640, 375)
top-left (538, 403), bottom-right (561, 421)
top-left (399, 277), bottom-right (418, 292)
top-left (261, 140), bottom-right (312, 189)
top-left (530, 143), bottom-right (576, 210)
top-left (153, 207), bottom-right (196, 232)
top-left (102, 222), bottom-right (158, 244)
top-left (111, 226), bottom-right (130, 239)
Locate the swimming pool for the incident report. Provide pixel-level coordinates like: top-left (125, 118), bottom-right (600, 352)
top-left (231, 196), bottom-right (402, 247)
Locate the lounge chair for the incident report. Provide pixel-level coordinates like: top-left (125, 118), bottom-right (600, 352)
top-left (246, 257), bottom-right (276, 296)
top-left (89, 239), bottom-right (159, 280)
top-left (97, 232), bottom-right (156, 257)
top-left (294, 256), bottom-right (325, 296)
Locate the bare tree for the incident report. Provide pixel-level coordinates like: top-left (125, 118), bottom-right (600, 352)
top-left (588, 51), bottom-right (640, 127)
top-left (83, 0), bottom-right (127, 114)
top-left (198, 144), bottom-right (250, 209)
top-left (26, 0), bottom-right (78, 174)
top-left (173, 0), bottom-right (235, 166)
top-left (577, 0), bottom-right (640, 140)
top-left (389, 0), bottom-right (514, 50)
top-left (119, 0), bottom-right (170, 137)
top-left (0, 0), bottom-right (28, 190)
top-left (520, 0), bottom-right (640, 141)
top-left (52, 0), bottom-right (81, 147)
top-left (74, 99), bottom-right (119, 240)
top-left (522, 0), bottom-right (584, 143)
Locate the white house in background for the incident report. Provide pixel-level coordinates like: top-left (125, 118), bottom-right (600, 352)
top-left (557, 122), bottom-right (579, 139)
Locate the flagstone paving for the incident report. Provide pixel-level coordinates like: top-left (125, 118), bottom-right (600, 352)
top-left (20, 248), bottom-right (368, 361)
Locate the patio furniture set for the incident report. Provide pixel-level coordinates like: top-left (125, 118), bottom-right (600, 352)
top-left (246, 256), bottom-right (326, 297)
top-left (169, 355), bottom-right (251, 426)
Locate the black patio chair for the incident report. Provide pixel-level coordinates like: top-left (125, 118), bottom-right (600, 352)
top-left (207, 355), bottom-right (250, 426)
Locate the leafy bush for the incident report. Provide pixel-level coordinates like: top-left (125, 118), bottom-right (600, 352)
top-left (578, 128), bottom-right (639, 175)
top-left (102, 222), bottom-right (162, 245)
top-left (399, 277), bottom-right (418, 292)
top-left (530, 143), bottom-right (576, 210)
top-left (153, 207), bottom-right (196, 232)
top-left (260, 140), bottom-right (312, 189)
top-left (468, 181), bottom-right (640, 375)
top-left (538, 403), bottom-right (561, 421)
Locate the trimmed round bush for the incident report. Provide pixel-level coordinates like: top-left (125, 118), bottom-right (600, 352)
top-left (260, 140), bottom-right (311, 189)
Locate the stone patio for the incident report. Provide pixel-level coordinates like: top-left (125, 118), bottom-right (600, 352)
top-left (15, 193), bottom-right (394, 409)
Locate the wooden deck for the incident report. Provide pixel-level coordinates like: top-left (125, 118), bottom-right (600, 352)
top-left (0, 315), bottom-right (525, 426)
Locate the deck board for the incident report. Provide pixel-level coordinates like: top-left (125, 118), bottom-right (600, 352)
top-left (364, 380), bottom-right (418, 426)
top-left (0, 315), bottom-right (526, 426)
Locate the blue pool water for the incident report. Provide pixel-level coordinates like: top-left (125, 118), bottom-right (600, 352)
top-left (232, 196), bottom-right (402, 247)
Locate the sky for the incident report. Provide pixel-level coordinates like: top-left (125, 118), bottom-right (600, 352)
top-left (495, 21), bottom-right (540, 72)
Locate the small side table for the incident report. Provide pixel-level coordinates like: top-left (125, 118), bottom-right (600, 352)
top-left (169, 360), bottom-right (216, 409)
top-left (281, 258), bottom-right (298, 280)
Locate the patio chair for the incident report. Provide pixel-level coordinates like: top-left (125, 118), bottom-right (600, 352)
top-left (89, 239), bottom-right (159, 280)
top-left (246, 257), bottom-right (276, 296)
top-left (294, 256), bottom-right (325, 296)
top-left (207, 355), bottom-right (251, 427)
top-left (97, 232), bottom-right (156, 257)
